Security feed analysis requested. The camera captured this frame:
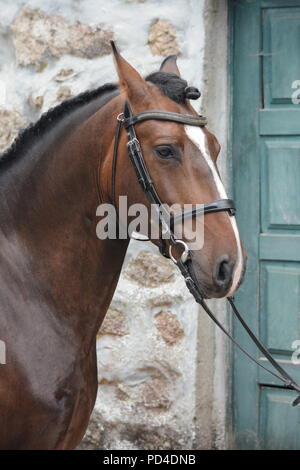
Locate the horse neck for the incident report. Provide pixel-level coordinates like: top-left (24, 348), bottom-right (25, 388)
top-left (0, 96), bottom-right (129, 343)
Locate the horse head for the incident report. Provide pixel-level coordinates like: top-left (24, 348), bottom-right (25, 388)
top-left (109, 44), bottom-right (247, 299)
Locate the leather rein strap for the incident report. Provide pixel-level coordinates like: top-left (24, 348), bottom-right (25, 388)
top-left (111, 100), bottom-right (300, 407)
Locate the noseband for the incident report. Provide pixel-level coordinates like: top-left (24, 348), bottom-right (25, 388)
top-left (110, 100), bottom-right (300, 407)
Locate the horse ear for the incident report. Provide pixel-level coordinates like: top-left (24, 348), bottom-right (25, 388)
top-left (111, 41), bottom-right (148, 99)
top-left (159, 55), bottom-right (181, 77)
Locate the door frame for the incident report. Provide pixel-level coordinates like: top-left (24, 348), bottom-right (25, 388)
top-left (228, 0), bottom-right (263, 449)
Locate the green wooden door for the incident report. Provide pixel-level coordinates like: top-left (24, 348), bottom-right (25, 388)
top-left (231, 0), bottom-right (300, 449)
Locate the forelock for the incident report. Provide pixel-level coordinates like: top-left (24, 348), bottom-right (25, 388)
top-left (145, 72), bottom-right (188, 104)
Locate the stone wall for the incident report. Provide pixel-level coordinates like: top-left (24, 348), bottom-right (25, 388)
top-left (86, 243), bottom-right (200, 450)
top-left (0, 0), bottom-right (230, 449)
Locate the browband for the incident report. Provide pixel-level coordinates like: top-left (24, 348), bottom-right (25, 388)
top-left (123, 110), bottom-right (208, 129)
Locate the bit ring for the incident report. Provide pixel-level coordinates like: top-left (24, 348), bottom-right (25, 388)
top-left (169, 239), bottom-right (189, 264)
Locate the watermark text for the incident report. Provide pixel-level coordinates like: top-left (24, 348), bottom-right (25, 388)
top-left (96, 197), bottom-right (205, 250)
top-left (0, 340), bottom-right (6, 365)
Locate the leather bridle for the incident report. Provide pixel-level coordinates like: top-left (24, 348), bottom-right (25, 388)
top-left (111, 99), bottom-right (300, 407)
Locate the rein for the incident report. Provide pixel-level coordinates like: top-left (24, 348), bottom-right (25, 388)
top-left (111, 100), bottom-right (300, 407)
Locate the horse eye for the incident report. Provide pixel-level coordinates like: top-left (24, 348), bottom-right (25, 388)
top-left (155, 145), bottom-right (174, 159)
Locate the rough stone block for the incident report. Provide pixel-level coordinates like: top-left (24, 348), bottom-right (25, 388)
top-left (148, 20), bottom-right (181, 56)
top-left (11, 8), bottom-right (114, 66)
top-left (125, 250), bottom-right (175, 287)
top-left (99, 308), bottom-right (129, 336)
top-left (0, 109), bottom-right (27, 153)
top-left (155, 310), bottom-right (184, 345)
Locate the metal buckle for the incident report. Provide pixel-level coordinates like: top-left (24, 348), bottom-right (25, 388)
top-left (169, 239), bottom-right (190, 264)
top-left (117, 113), bottom-right (125, 122)
top-left (127, 137), bottom-right (139, 151)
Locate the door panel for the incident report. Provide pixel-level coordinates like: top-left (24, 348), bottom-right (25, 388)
top-left (260, 388), bottom-right (300, 450)
top-left (260, 262), bottom-right (300, 351)
top-left (263, 7), bottom-right (300, 106)
top-left (231, 0), bottom-right (300, 449)
top-left (261, 140), bottom-right (300, 230)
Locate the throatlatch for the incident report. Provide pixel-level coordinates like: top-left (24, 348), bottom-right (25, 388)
top-left (112, 100), bottom-right (300, 407)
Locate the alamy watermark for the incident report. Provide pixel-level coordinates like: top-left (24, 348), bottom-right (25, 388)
top-left (0, 340), bottom-right (6, 365)
top-left (291, 80), bottom-right (300, 104)
top-left (291, 340), bottom-right (300, 365)
top-left (96, 196), bottom-right (205, 250)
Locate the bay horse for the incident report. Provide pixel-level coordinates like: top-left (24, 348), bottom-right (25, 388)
top-left (0, 44), bottom-right (246, 449)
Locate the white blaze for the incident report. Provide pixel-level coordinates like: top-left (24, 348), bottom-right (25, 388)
top-left (184, 125), bottom-right (243, 296)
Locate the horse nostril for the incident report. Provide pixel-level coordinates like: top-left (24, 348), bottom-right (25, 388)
top-left (213, 255), bottom-right (235, 289)
top-left (218, 260), bottom-right (228, 282)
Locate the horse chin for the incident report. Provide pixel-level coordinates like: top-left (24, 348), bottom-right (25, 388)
top-left (199, 286), bottom-right (229, 300)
